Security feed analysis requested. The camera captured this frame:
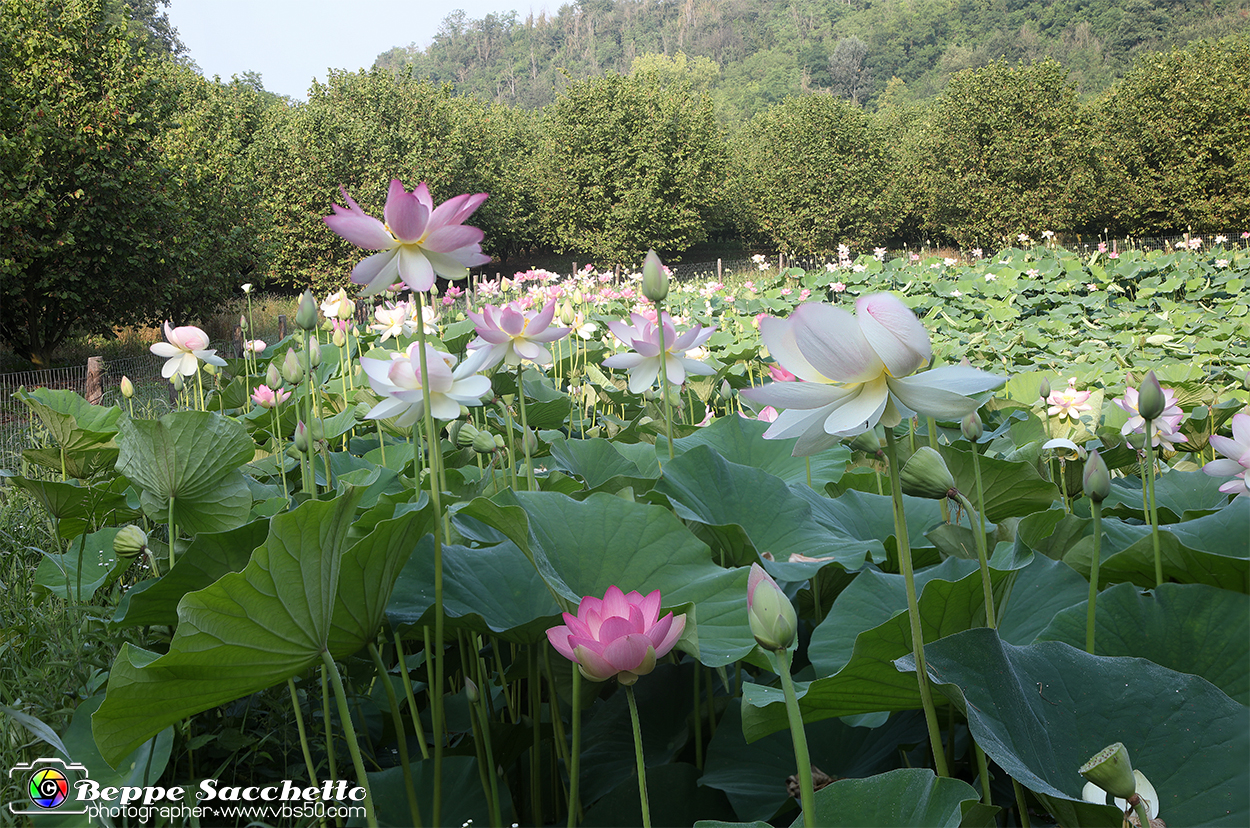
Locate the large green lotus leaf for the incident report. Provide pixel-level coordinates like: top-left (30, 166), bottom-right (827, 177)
top-left (92, 491), bottom-right (364, 765)
top-left (15, 387), bottom-right (120, 448)
top-left (34, 527), bottom-right (126, 601)
top-left (110, 518), bottom-right (271, 628)
top-left (793, 487), bottom-right (943, 561)
top-left (547, 436), bottom-right (660, 489)
top-left (1036, 582), bottom-right (1250, 704)
top-left (653, 446), bottom-right (878, 576)
top-left (670, 413), bottom-right (850, 488)
top-left (939, 444), bottom-right (1060, 522)
top-left (585, 762), bottom-right (736, 826)
top-left (909, 629), bottom-right (1250, 827)
top-left (22, 445), bottom-right (119, 479)
top-left (796, 769), bottom-right (982, 828)
top-left (995, 554), bottom-right (1091, 646)
top-left (387, 539), bottom-right (561, 644)
top-left (354, 756), bottom-right (505, 828)
top-left (700, 699), bottom-right (928, 822)
top-left (115, 411), bottom-right (255, 536)
top-left (1065, 502), bottom-right (1249, 591)
top-left (1101, 470), bottom-right (1231, 523)
top-left (741, 560), bottom-right (1022, 742)
top-left (8, 477), bottom-right (137, 539)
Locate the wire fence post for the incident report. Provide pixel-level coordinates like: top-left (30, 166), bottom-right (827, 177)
top-left (278, 314), bottom-right (287, 341)
top-left (85, 356), bottom-right (104, 405)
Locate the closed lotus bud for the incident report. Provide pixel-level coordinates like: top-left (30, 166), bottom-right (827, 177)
top-left (332, 327), bottom-right (346, 347)
top-left (642, 250), bottom-right (669, 302)
top-left (465, 676), bottom-right (479, 704)
top-left (171, 373), bottom-right (184, 391)
top-left (282, 349), bottom-right (304, 384)
top-left (1138, 370), bottom-right (1166, 421)
top-left (307, 339), bottom-right (322, 368)
top-left (1080, 742), bottom-right (1138, 801)
top-left (295, 290), bottom-right (318, 330)
top-left (294, 421), bottom-right (310, 453)
top-left (961, 411), bottom-right (983, 442)
top-left (643, 388), bottom-right (656, 401)
top-left (309, 418), bottom-right (325, 442)
top-left (900, 446), bottom-right (957, 500)
top-left (203, 362), bottom-right (218, 376)
top-left (521, 427), bottom-right (539, 456)
top-left (113, 525), bottom-right (148, 559)
top-left (1038, 378), bottom-right (1051, 400)
top-left (719, 380), bottom-right (734, 401)
top-left (493, 434), bottom-right (506, 449)
top-left (747, 563), bottom-right (797, 652)
top-left (558, 301), bottom-right (575, 326)
top-left (120, 376), bottom-right (135, 398)
top-left (240, 314), bottom-right (249, 331)
top-left (472, 429), bottom-right (498, 453)
top-left (1083, 449), bottom-right (1111, 502)
top-left (573, 289), bottom-right (584, 304)
top-left (266, 362), bottom-right (283, 389)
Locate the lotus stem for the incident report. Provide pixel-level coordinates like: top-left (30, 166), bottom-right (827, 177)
top-left (1131, 795), bottom-right (1152, 828)
top-left (1086, 499), bottom-right (1103, 653)
top-left (1012, 777), bottom-right (1032, 828)
top-left (167, 496), bottom-right (176, 570)
top-left (1143, 419), bottom-right (1163, 586)
top-left (271, 405), bottom-right (289, 503)
top-left (567, 665), bottom-right (583, 827)
top-left (693, 661), bottom-right (703, 770)
top-left (320, 666), bottom-right (339, 805)
top-left (517, 363), bottom-right (537, 490)
top-left (321, 652), bottom-right (378, 828)
top-left (625, 684), bottom-right (653, 828)
top-left (368, 643), bottom-right (421, 828)
top-left (477, 637), bottom-right (503, 827)
top-left (287, 678), bottom-right (321, 798)
top-left (392, 631), bottom-right (430, 760)
top-left (777, 647), bottom-right (816, 828)
top-left (529, 648), bottom-right (542, 825)
top-left (883, 428), bottom-right (950, 777)
top-left (969, 442), bottom-right (996, 628)
top-left (974, 741), bottom-right (992, 806)
top-left (655, 299), bottom-right (675, 462)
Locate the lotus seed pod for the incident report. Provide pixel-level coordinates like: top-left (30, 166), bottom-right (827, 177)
top-left (266, 363), bottom-right (283, 389)
top-left (1038, 378), bottom-right (1051, 400)
top-left (472, 429), bottom-right (498, 454)
top-left (1083, 449), bottom-right (1111, 502)
top-left (119, 376), bottom-right (135, 399)
top-left (1137, 371), bottom-right (1166, 421)
top-left (295, 290), bottom-right (318, 330)
top-left (203, 362), bottom-right (218, 376)
top-left (845, 430), bottom-right (882, 456)
top-left (1079, 742), bottom-right (1137, 801)
top-left (961, 411), bottom-right (983, 442)
top-left (113, 525), bottom-right (148, 559)
top-left (282, 349), bottom-right (304, 384)
top-left (641, 250), bottom-right (669, 302)
top-left (900, 446), bottom-right (957, 500)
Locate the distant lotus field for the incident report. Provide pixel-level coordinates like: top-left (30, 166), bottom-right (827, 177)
top-left (3, 196), bottom-right (1248, 828)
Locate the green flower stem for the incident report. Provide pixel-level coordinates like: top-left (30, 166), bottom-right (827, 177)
top-left (974, 741), bottom-right (992, 806)
top-left (567, 666), bottom-right (583, 828)
top-left (1131, 796), bottom-right (1152, 828)
top-left (392, 631), bottom-right (430, 760)
top-left (692, 663), bottom-right (704, 771)
top-left (270, 406), bottom-right (288, 503)
top-left (287, 678), bottom-right (321, 794)
top-left (367, 643), bottom-right (421, 828)
top-left (499, 400), bottom-right (520, 491)
top-left (167, 496), bottom-right (177, 570)
top-left (883, 428), bottom-right (950, 777)
top-left (776, 648), bottom-right (816, 828)
top-left (528, 649), bottom-right (542, 826)
top-left (1144, 420), bottom-right (1163, 586)
top-left (655, 300), bottom-right (675, 462)
top-left (321, 652), bottom-right (378, 828)
top-left (625, 684), bottom-right (652, 828)
top-left (1058, 458), bottom-right (1072, 513)
top-left (969, 442), bottom-right (996, 628)
top-left (377, 419), bottom-right (386, 465)
top-left (542, 649), bottom-right (571, 773)
top-left (195, 368), bottom-right (205, 412)
top-left (320, 666), bottom-right (339, 800)
top-left (473, 667), bottom-right (502, 827)
top-left (1012, 778), bottom-right (1032, 828)
top-left (1086, 499), bottom-right (1103, 653)
top-left (517, 363), bottom-right (537, 490)
top-left (926, 416), bottom-right (950, 523)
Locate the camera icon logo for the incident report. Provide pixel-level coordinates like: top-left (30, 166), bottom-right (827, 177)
top-left (8, 758), bottom-right (89, 816)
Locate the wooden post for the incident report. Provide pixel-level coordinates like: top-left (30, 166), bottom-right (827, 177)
top-left (85, 356), bottom-right (103, 404)
top-left (233, 325), bottom-right (243, 358)
top-left (277, 314), bottom-right (287, 341)
top-left (717, 258), bottom-right (722, 282)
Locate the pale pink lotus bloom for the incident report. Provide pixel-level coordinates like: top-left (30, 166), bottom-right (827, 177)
top-left (602, 311), bottom-right (716, 394)
top-left (323, 180), bottom-right (490, 295)
top-left (466, 299), bottom-right (571, 369)
top-left (244, 339), bottom-right (266, 354)
top-left (768, 364), bottom-right (797, 382)
top-left (251, 384), bottom-right (291, 409)
top-left (321, 288), bottom-right (356, 320)
top-left (1047, 378), bottom-right (1092, 421)
top-left (741, 294), bottom-right (1004, 455)
top-left (150, 322), bottom-right (227, 378)
top-left (1204, 412), bottom-right (1250, 497)
top-left (361, 343), bottom-right (492, 425)
top-left (1113, 383), bottom-right (1184, 447)
top-left (546, 586), bottom-right (686, 685)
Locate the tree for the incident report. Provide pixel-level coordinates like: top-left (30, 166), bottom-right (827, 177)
top-left (535, 70), bottom-right (727, 263)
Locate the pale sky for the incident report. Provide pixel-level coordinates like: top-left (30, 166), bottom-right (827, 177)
top-left (165, 0), bottom-right (550, 100)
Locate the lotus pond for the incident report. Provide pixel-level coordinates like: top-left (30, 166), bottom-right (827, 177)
top-left (3, 218), bottom-right (1249, 828)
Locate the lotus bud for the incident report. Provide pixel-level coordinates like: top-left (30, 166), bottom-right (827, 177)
top-left (266, 362), bottom-right (283, 389)
top-left (307, 338), bottom-right (322, 368)
top-left (309, 418), bottom-right (325, 443)
top-left (113, 525), bottom-right (148, 559)
top-left (465, 676), bottom-right (479, 703)
top-left (472, 429), bottom-right (498, 454)
top-left (961, 411), bottom-right (983, 442)
top-left (1083, 449), bottom-right (1111, 502)
top-left (643, 388), bottom-right (656, 401)
top-left (240, 314), bottom-right (249, 331)
top-left (900, 446), bottom-right (957, 500)
top-left (642, 250), bottom-right (669, 302)
top-left (719, 380), bottom-right (734, 401)
top-left (295, 290), bottom-right (318, 330)
top-left (493, 434), bottom-right (506, 449)
top-left (203, 362), bottom-right (218, 376)
top-left (573, 289), bottom-right (584, 304)
top-left (119, 376), bottom-right (135, 398)
top-left (1080, 742), bottom-right (1137, 801)
top-left (294, 421), bottom-right (310, 453)
top-left (846, 430), bottom-right (882, 456)
top-left (1038, 378), bottom-right (1051, 400)
top-left (521, 427), bottom-right (539, 456)
top-left (332, 327), bottom-right (346, 347)
top-left (171, 373), bottom-right (184, 391)
top-left (241, 283), bottom-right (253, 294)
top-left (747, 563), bottom-right (797, 652)
top-left (450, 421), bottom-right (477, 447)
top-left (1138, 371), bottom-right (1166, 421)
top-left (282, 349), bottom-right (304, 384)
top-left (558, 301), bottom-right (575, 326)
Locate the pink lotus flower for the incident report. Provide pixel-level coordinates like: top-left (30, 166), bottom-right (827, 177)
top-left (150, 322), bottom-right (227, 378)
top-left (251, 384), bottom-right (291, 409)
top-left (323, 180), bottom-right (490, 295)
top-left (741, 294), bottom-right (1003, 455)
top-left (602, 312), bottom-right (716, 394)
top-left (1114, 382), bottom-right (1183, 447)
top-left (244, 339), bottom-right (266, 354)
top-left (546, 586), bottom-right (686, 685)
top-left (466, 299), bottom-right (571, 369)
top-left (1047, 378), bottom-right (1093, 421)
top-left (320, 288), bottom-right (356, 320)
top-left (768, 364), bottom-right (797, 382)
top-left (361, 343), bottom-right (492, 425)
top-left (1204, 412), bottom-right (1250, 497)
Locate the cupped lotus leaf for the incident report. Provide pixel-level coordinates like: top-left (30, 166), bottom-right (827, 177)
top-left (15, 386), bottom-right (120, 448)
top-left (115, 411), bottom-right (255, 536)
top-left (792, 768), bottom-right (982, 828)
top-left (92, 490), bottom-right (365, 766)
top-left (670, 413), bottom-right (850, 488)
top-left (1100, 470), bottom-right (1231, 523)
top-left (34, 527), bottom-right (127, 601)
top-left (1037, 582), bottom-right (1250, 704)
top-left (585, 762), bottom-right (736, 827)
top-left (548, 436), bottom-right (659, 489)
top-left (938, 444), bottom-right (1060, 522)
top-left (903, 628), bottom-right (1250, 827)
top-left (995, 554), bottom-right (1090, 645)
top-left (793, 487), bottom-right (943, 562)
top-left (9, 477), bottom-right (137, 538)
top-left (22, 445), bottom-right (119, 479)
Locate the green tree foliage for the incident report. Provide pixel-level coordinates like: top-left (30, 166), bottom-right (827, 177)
top-left (535, 69), bottom-right (726, 263)
top-left (1089, 34), bottom-right (1250, 234)
top-left (731, 94), bottom-right (902, 252)
top-left (912, 59), bottom-right (1097, 248)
